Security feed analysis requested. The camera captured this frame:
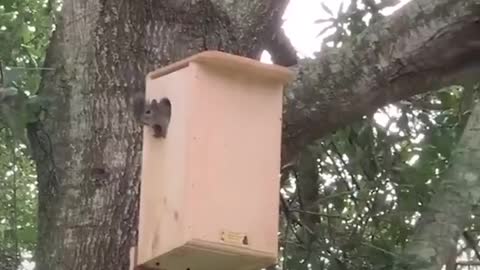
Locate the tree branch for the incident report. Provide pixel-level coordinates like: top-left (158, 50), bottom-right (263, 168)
top-left (207, 0), bottom-right (293, 62)
top-left (282, 0), bottom-right (480, 162)
top-left (265, 26), bottom-right (298, 66)
top-left (398, 91), bottom-right (480, 270)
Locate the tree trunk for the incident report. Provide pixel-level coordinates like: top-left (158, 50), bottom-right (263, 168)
top-left (30, 0), bottom-right (480, 269)
top-left (396, 97), bottom-right (480, 270)
top-left (30, 1), bottom-right (287, 269)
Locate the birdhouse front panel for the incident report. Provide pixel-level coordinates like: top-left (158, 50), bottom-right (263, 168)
top-left (137, 66), bottom-right (194, 264)
top-left (136, 51), bottom-right (294, 270)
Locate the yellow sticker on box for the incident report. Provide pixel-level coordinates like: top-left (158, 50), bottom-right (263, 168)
top-left (221, 231), bottom-right (248, 245)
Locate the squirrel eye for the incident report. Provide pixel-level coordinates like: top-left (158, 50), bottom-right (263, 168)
top-left (145, 110), bottom-right (151, 115)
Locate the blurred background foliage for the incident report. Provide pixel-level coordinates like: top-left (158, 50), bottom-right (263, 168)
top-left (0, 0), bottom-right (479, 269)
top-left (0, 0), bottom-right (56, 269)
top-left (277, 1), bottom-right (480, 269)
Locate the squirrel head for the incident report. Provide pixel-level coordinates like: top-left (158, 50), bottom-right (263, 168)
top-left (133, 93), bottom-right (171, 138)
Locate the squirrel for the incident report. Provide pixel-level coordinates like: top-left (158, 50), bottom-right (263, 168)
top-left (133, 92), bottom-right (171, 138)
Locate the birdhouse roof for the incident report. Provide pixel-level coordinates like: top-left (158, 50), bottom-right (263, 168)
top-left (147, 50), bottom-right (295, 85)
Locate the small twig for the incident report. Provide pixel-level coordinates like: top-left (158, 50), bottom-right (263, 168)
top-left (5, 130), bottom-right (20, 267)
top-left (5, 66), bottom-right (56, 71)
top-left (315, 190), bottom-right (356, 203)
top-left (329, 141), bottom-right (363, 190)
top-left (463, 231), bottom-right (480, 262)
top-left (280, 195), bottom-right (311, 241)
top-left (0, 61), bottom-right (3, 85)
top-left (289, 209), bottom-right (350, 220)
top-left (361, 242), bottom-right (400, 258)
top-left (456, 261), bottom-right (480, 266)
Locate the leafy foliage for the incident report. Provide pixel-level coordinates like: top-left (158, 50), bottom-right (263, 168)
top-left (276, 1), bottom-right (480, 269)
top-left (0, 0), bottom-right (55, 268)
top-left (0, 134), bottom-right (37, 270)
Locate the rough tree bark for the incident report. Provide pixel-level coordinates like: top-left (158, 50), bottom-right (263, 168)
top-left (282, 0), bottom-right (480, 161)
top-left (29, 0), bottom-right (480, 270)
top-left (397, 98), bottom-right (480, 270)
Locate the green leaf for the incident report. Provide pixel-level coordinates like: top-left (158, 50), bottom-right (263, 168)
top-left (337, 2), bottom-right (344, 16)
top-left (321, 2), bottom-right (334, 16)
top-left (17, 226), bottom-right (36, 244)
top-left (314, 18), bottom-right (333, 24)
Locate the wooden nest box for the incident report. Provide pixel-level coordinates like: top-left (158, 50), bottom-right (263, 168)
top-left (134, 51), bottom-right (294, 270)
